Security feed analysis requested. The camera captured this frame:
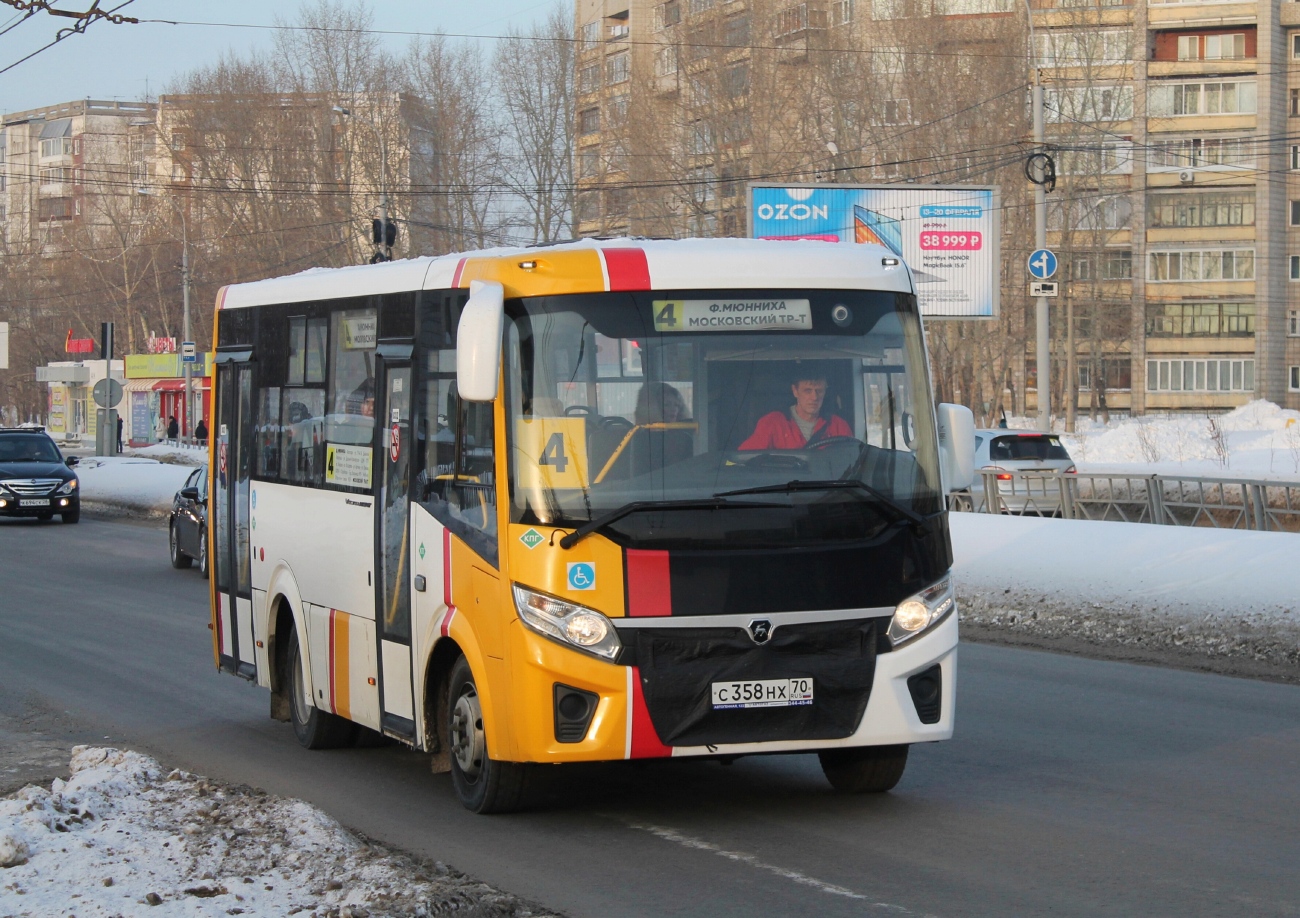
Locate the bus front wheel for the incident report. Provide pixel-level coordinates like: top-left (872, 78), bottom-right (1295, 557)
top-left (819, 745), bottom-right (909, 793)
top-left (447, 655), bottom-right (528, 814)
top-left (287, 627), bottom-right (357, 750)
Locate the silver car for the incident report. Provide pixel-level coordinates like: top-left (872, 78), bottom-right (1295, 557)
top-left (956, 429), bottom-right (1076, 515)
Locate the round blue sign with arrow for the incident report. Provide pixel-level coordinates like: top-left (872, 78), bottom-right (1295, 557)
top-left (1028, 249), bottom-right (1058, 280)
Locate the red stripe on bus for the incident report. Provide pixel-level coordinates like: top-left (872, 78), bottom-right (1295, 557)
top-left (630, 668), bottom-right (672, 759)
top-left (625, 550), bottom-right (672, 617)
top-left (451, 257), bottom-right (468, 288)
top-left (602, 248), bottom-right (650, 291)
top-left (441, 528), bottom-right (456, 637)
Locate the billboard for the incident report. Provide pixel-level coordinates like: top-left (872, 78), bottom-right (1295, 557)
top-left (749, 183), bottom-right (1000, 318)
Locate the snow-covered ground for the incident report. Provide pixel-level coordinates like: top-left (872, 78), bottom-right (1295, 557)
top-left (1010, 399), bottom-right (1300, 480)
top-left (74, 457), bottom-right (196, 518)
top-left (0, 747), bottom-right (559, 918)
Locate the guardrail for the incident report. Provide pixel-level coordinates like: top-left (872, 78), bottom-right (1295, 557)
top-left (950, 470), bottom-right (1300, 533)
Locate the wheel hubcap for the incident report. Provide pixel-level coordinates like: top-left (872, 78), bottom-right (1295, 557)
top-left (291, 645), bottom-right (309, 723)
top-left (449, 688), bottom-right (485, 780)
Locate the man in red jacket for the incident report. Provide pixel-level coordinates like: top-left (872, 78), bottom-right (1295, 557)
top-left (740, 375), bottom-right (853, 450)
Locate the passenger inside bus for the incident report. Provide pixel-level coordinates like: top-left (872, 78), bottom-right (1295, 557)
top-left (739, 373), bottom-right (852, 450)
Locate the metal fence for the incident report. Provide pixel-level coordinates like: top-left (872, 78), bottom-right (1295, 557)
top-left (950, 470), bottom-right (1300, 533)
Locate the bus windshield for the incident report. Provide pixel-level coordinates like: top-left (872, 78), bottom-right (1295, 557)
top-left (505, 288), bottom-right (942, 548)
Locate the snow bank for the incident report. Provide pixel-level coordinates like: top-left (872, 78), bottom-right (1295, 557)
top-left (951, 512), bottom-right (1300, 677)
top-left (1022, 400), bottom-right (1300, 479)
top-left (0, 746), bottom-right (560, 917)
top-left (75, 457), bottom-right (194, 518)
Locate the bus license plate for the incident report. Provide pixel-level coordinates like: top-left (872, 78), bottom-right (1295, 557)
top-left (19, 499), bottom-right (49, 507)
top-left (711, 678), bottom-right (814, 710)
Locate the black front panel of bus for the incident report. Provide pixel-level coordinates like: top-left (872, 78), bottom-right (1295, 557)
top-left (623, 513), bottom-right (950, 617)
top-left (624, 618), bottom-right (880, 746)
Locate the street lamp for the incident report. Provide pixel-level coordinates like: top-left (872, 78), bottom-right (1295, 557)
top-left (136, 186), bottom-right (193, 446)
top-left (333, 105), bottom-right (392, 262)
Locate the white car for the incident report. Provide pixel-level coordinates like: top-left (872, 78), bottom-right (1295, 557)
top-left (957, 429), bottom-right (1076, 515)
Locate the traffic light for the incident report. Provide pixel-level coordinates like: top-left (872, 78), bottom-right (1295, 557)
top-left (371, 218), bottom-right (397, 247)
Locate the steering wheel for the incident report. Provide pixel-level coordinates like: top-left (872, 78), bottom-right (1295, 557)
top-left (744, 452), bottom-right (810, 472)
top-left (809, 436), bottom-right (864, 451)
top-left (564, 405), bottom-right (594, 416)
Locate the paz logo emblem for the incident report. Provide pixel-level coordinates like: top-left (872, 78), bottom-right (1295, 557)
top-left (519, 528), bottom-right (545, 550)
top-left (747, 619), bottom-right (773, 645)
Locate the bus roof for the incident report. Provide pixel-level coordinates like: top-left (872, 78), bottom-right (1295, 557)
top-left (216, 237), bottom-right (914, 310)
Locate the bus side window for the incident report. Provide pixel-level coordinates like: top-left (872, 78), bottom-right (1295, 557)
top-left (417, 372), bottom-right (497, 564)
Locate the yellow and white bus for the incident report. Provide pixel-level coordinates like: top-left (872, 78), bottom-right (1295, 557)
top-left (207, 238), bottom-right (975, 813)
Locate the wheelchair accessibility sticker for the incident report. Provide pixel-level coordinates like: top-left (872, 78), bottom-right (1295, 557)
top-left (567, 562), bottom-right (596, 591)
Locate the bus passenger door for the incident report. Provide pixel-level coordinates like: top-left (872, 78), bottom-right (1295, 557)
top-left (213, 357), bottom-right (258, 680)
top-left (374, 356), bottom-right (416, 739)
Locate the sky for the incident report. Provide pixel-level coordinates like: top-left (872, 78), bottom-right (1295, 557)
top-left (0, 0), bottom-right (562, 115)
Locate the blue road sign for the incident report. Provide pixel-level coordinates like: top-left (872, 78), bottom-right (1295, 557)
top-left (1028, 249), bottom-right (1058, 280)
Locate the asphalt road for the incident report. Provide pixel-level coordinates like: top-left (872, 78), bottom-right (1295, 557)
top-left (2, 515), bottom-right (1299, 917)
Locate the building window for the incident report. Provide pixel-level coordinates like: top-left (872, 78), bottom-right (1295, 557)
top-left (606, 51), bottom-right (630, 84)
top-left (1204, 34), bottom-right (1246, 60)
top-left (1149, 80), bottom-right (1256, 116)
top-left (1293, 34), bottom-right (1300, 58)
top-left (605, 186), bottom-right (630, 218)
top-left (579, 107), bottom-right (600, 136)
top-left (687, 0), bottom-right (715, 13)
top-left (883, 99), bottom-right (912, 124)
top-left (1293, 145), bottom-right (1300, 170)
top-left (1291, 366), bottom-right (1300, 392)
top-left (832, 0), bottom-right (854, 24)
top-left (39, 137), bottom-right (73, 158)
top-left (657, 0), bottom-right (681, 29)
top-left (724, 13), bottom-right (751, 46)
top-left (578, 149), bottom-right (600, 179)
top-left (1149, 249), bottom-right (1254, 281)
top-left (1149, 136), bottom-right (1253, 170)
top-left (1288, 308), bottom-right (1300, 334)
top-left (1292, 201), bottom-right (1300, 226)
top-left (1145, 302), bottom-right (1254, 337)
top-left (1146, 358), bottom-right (1254, 392)
top-left (722, 62), bottom-right (750, 98)
top-left (579, 64), bottom-right (600, 94)
top-left (655, 46), bottom-right (678, 77)
top-left (1292, 89), bottom-right (1300, 116)
top-left (1292, 256), bottom-right (1300, 280)
top-left (581, 21), bottom-right (600, 50)
top-left (1148, 192), bottom-right (1254, 228)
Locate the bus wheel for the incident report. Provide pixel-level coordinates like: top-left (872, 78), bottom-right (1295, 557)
top-left (447, 655), bottom-right (528, 814)
top-left (198, 529), bottom-right (209, 579)
top-left (287, 627), bottom-right (357, 750)
top-left (818, 745), bottom-right (909, 793)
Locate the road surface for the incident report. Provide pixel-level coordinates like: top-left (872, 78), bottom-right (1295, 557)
top-left (2, 515), bottom-right (1298, 917)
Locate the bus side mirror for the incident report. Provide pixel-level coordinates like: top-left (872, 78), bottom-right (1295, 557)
top-left (936, 403), bottom-right (975, 492)
top-left (456, 280), bottom-right (505, 402)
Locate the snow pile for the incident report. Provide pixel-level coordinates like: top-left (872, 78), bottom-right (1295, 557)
top-left (952, 513), bottom-right (1300, 679)
top-left (0, 746), bottom-right (560, 918)
top-left (1022, 400), bottom-right (1300, 478)
top-left (127, 442), bottom-right (207, 465)
top-left (75, 457), bottom-right (195, 518)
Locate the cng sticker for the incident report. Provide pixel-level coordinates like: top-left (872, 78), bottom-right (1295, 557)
top-left (567, 562), bottom-right (596, 591)
top-left (515, 418), bottom-right (590, 491)
top-left (418, 542), bottom-right (426, 560)
top-left (519, 528), bottom-right (545, 550)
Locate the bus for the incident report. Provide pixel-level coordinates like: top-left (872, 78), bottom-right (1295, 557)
top-left (206, 238), bottom-right (975, 813)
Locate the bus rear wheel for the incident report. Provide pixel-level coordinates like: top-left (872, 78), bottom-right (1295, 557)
top-left (287, 627), bottom-right (357, 750)
top-left (819, 745), bottom-right (909, 793)
top-left (447, 655), bottom-right (528, 814)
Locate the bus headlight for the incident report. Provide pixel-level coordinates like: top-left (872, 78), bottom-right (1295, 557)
top-left (888, 576), bottom-right (955, 647)
top-left (513, 584), bottom-right (622, 661)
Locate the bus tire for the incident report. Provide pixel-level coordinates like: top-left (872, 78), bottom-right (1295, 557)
top-left (818, 744), bottom-right (909, 793)
top-left (287, 626), bottom-right (357, 750)
top-left (198, 528), bottom-right (209, 579)
top-left (447, 655), bottom-right (528, 814)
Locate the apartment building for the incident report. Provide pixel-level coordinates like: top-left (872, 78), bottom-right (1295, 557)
top-left (576, 0), bottom-right (1299, 414)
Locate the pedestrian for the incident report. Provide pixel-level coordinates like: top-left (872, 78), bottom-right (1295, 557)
top-left (116, 415), bottom-right (123, 452)
top-left (194, 417), bottom-right (208, 447)
top-left (154, 413), bottom-right (166, 444)
top-left (167, 415), bottom-right (178, 444)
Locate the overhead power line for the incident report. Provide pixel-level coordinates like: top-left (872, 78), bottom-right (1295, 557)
top-left (0, 0), bottom-right (138, 76)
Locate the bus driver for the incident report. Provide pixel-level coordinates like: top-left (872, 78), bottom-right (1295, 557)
top-left (740, 374), bottom-right (852, 450)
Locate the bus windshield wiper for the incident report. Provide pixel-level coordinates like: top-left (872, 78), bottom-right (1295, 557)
top-left (713, 479), bottom-right (929, 530)
top-left (558, 497), bottom-right (783, 550)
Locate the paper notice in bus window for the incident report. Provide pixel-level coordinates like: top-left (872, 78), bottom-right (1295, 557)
top-left (325, 443), bottom-right (373, 488)
top-left (340, 315), bottom-right (377, 350)
top-left (514, 418), bottom-right (589, 491)
top-left (652, 299), bottom-right (812, 333)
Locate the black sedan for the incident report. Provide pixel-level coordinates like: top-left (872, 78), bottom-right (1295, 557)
top-left (0, 427), bottom-right (80, 523)
top-left (169, 464), bottom-right (208, 577)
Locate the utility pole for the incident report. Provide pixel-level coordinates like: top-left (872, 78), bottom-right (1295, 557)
top-left (1026, 0), bottom-right (1050, 433)
top-left (181, 226), bottom-right (192, 446)
top-left (334, 105), bottom-right (394, 262)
